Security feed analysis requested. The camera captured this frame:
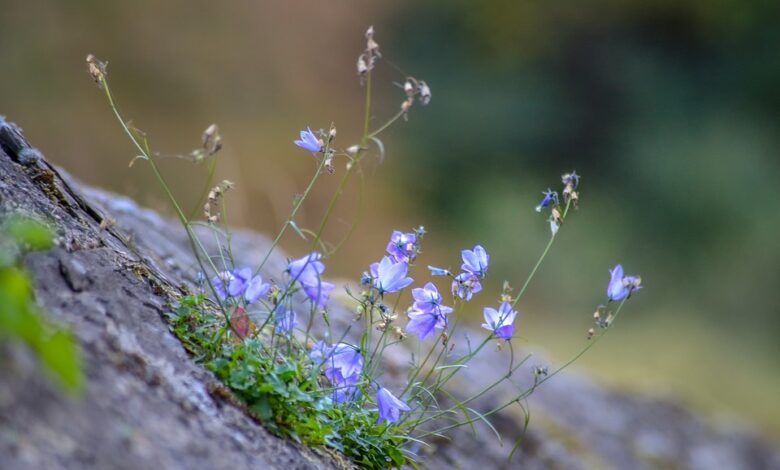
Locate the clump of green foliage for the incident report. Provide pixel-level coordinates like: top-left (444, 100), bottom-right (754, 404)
top-left (0, 215), bottom-right (82, 392)
top-left (168, 294), bottom-right (406, 468)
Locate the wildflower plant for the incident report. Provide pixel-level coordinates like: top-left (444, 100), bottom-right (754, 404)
top-left (87, 26), bottom-right (642, 468)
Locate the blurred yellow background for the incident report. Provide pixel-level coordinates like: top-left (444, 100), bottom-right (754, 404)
top-left (2, 1), bottom-right (778, 440)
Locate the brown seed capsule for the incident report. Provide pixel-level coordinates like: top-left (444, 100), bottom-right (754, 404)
top-left (587, 328), bottom-right (596, 340)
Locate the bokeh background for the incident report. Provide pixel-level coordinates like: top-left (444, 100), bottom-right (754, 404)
top-left (2, 1), bottom-right (779, 441)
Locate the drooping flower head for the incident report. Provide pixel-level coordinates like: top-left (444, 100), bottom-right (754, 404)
top-left (372, 256), bottom-right (414, 295)
top-left (275, 307), bottom-right (298, 333)
top-left (482, 302), bottom-right (517, 340)
top-left (376, 386), bottom-right (410, 424)
top-left (606, 264), bottom-right (642, 301)
top-left (386, 230), bottom-right (417, 263)
top-left (244, 274), bottom-right (270, 304)
top-left (535, 189), bottom-right (559, 212)
top-left (287, 252), bottom-right (334, 308)
top-left (293, 127), bottom-right (321, 153)
top-left (461, 245), bottom-right (489, 279)
top-left (451, 272), bottom-right (482, 301)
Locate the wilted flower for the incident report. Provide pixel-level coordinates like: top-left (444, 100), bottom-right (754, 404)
top-left (418, 80), bottom-right (432, 105)
top-left (372, 256), bottom-right (413, 294)
top-left (461, 245), bottom-right (489, 279)
top-left (294, 127), bottom-right (321, 153)
top-left (549, 217), bottom-right (560, 236)
top-left (386, 230), bottom-right (417, 263)
top-left (561, 171), bottom-right (580, 188)
top-left (275, 307), bottom-right (298, 333)
top-left (606, 264), bottom-right (642, 301)
top-left (376, 386), bottom-right (410, 424)
top-left (482, 302), bottom-right (517, 340)
top-left (244, 274), bottom-right (270, 304)
top-left (451, 272), bottom-right (482, 301)
top-left (535, 189), bottom-right (559, 212)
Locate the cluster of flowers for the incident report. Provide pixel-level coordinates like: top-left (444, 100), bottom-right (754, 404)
top-left (535, 171), bottom-right (580, 235)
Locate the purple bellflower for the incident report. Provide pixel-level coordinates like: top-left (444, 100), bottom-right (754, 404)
top-left (287, 252), bottom-right (335, 308)
top-left (536, 189), bottom-right (559, 212)
top-left (376, 387), bottom-right (411, 424)
top-left (275, 307), bottom-right (298, 333)
top-left (606, 264), bottom-right (642, 301)
top-left (461, 245), bottom-right (489, 279)
top-left (244, 274), bottom-right (270, 304)
top-left (451, 272), bottom-right (482, 301)
top-left (406, 308), bottom-right (449, 341)
top-left (406, 283), bottom-right (453, 340)
top-left (211, 271), bottom-right (232, 300)
top-left (386, 230), bottom-right (417, 263)
top-left (482, 302), bottom-right (517, 340)
top-left (212, 268), bottom-right (257, 301)
top-left (372, 256), bottom-right (413, 294)
top-left (294, 127), bottom-right (321, 152)
top-left (311, 341), bottom-right (363, 403)
top-left (412, 282), bottom-right (453, 314)
top-left (228, 267), bottom-right (252, 297)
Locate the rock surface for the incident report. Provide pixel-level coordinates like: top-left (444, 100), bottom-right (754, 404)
top-left (0, 117), bottom-right (778, 469)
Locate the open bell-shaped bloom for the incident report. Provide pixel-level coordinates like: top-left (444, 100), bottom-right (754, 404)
top-left (293, 127), bottom-right (321, 152)
top-left (607, 264), bottom-right (642, 301)
top-left (405, 308), bottom-right (449, 341)
top-left (461, 245), bottom-right (489, 279)
top-left (244, 274), bottom-right (270, 304)
top-left (372, 256), bottom-right (413, 294)
top-left (376, 387), bottom-right (410, 424)
top-left (386, 230), bottom-right (417, 263)
top-left (482, 302), bottom-right (517, 340)
top-left (451, 272), bottom-right (482, 301)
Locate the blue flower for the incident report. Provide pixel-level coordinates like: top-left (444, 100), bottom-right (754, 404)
top-left (451, 272), bottom-right (482, 301)
top-left (386, 230), bottom-right (417, 263)
top-left (412, 282), bottom-right (453, 315)
top-left (405, 308), bottom-right (449, 341)
top-left (211, 271), bottom-right (232, 300)
top-left (482, 302), bottom-right (517, 340)
top-left (244, 274), bottom-right (270, 304)
top-left (211, 268), bottom-right (254, 300)
top-left (606, 264), bottom-right (642, 301)
top-left (293, 127), bottom-right (321, 152)
top-left (301, 279), bottom-right (335, 309)
top-left (461, 245), bottom-right (489, 279)
top-left (535, 189), bottom-right (559, 212)
top-left (287, 252), bottom-right (334, 308)
top-left (228, 267), bottom-right (252, 297)
top-left (275, 307), bottom-right (298, 333)
top-left (372, 256), bottom-right (413, 294)
top-left (287, 252), bottom-right (325, 282)
top-left (376, 387), bottom-right (410, 424)
top-left (428, 265), bottom-right (451, 276)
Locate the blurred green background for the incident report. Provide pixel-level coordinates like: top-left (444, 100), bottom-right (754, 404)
top-left (2, 1), bottom-right (778, 440)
